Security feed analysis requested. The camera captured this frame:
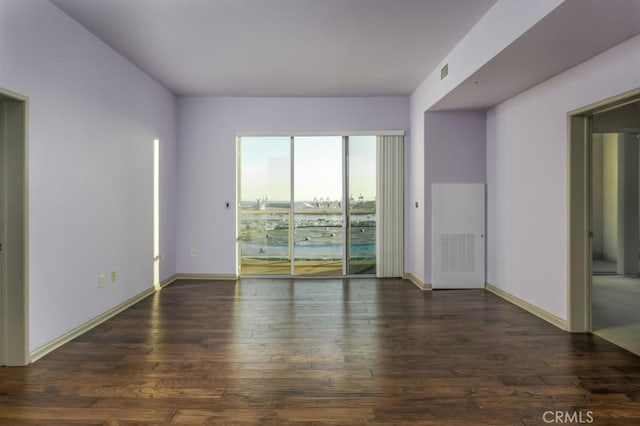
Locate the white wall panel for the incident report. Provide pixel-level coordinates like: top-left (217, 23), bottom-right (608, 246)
top-left (432, 184), bottom-right (485, 289)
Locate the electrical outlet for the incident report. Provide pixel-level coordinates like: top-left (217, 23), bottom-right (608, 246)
top-left (498, 258), bottom-right (504, 271)
top-left (111, 270), bottom-right (117, 282)
top-left (191, 248), bottom-right (197, 257)
top-left (99, 274), bottom-right (106, 288)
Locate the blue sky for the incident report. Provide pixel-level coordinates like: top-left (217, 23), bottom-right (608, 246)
top-left (240, 136), bottom-right (375, 202)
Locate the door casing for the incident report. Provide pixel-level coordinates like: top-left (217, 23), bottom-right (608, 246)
top-left (567, 88), bottom-right (640, 333)
top-left (0, 87), bottom-right (29, 366)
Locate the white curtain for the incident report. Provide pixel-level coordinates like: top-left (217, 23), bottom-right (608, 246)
top-left (376, 135), bottom-right (404, 277)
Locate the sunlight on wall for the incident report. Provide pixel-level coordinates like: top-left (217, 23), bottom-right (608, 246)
top-left (154, 139), bottom-right (160, 290)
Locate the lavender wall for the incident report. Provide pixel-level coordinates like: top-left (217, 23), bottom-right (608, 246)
top-left (0, 0), bottom-right (177, 351)
top-left (424, 111), bottom-right (487, 281)
top-left (407, 99), bottom-right (426, 283)
top-left (177, 96), bottom-right (410, 275)
top-left (487, 34), bottom-right (640, 320)
top-left (407, 0), bottom-right (562, 284)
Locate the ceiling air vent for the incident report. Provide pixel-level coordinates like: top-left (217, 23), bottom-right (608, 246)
top-left (440, 63), bottom-right (449, 80)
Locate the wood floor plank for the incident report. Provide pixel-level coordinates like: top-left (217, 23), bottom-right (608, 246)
top-left (1, 278), bottom-right (640, 424)
top-left (0, 406), bottom-right (175, 422)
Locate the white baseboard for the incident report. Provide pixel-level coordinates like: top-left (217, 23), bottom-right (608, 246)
top-left (160, 273), bottom-right (179, 287)
top-left (27, 275), bottom-right (569, 365)
top-left (30, 274), bottom-right (178, 363)
top-left (403, 273), bottom-right (432, 291)
top-left (175, 273), bottom-right (238, 281)
top-left (485, 282), bottom-right (567, 331)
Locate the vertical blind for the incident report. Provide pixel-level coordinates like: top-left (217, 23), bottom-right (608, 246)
top-left (376, 135), bottom-right (404, 277)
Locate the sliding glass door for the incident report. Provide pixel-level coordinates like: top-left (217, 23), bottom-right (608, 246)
top-left (239, 137), bottom-right (291, 275)
top-left (347, 136), bottom-right (377, 274)
top-left (293, 136), bottom-right (344, 275)
top-left (239, 135), bottom-right (376, 276)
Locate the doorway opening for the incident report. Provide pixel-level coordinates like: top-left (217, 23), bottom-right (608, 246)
top-left (0, 87), bottom-right (29, 366)
top-left (569, 88), bottom-right (640, 355)
top-left (237, 135), bottom-right (377, 277)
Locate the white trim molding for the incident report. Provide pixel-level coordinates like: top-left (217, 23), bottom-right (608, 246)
top-left (175, 273), bottom-right (238, 281)
top-left (0, 87), bottom-right (29, 366)
top-left (485, 283), bottom-right (568, 331)
top-left (159, 274), bottom-right (179, 288)
top-left (404, 273), bottom-right (432, 291)
top-left (30, 275), bottom-right (178, 363)
top-left (237, 130), bottom-right (405, 138)
top-left (29, 273), bottom-right (238, 363)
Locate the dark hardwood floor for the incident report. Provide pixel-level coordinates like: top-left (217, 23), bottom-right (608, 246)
top-left (1, 278), bottom-right (640, 425)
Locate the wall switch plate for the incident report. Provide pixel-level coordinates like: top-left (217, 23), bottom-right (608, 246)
top-left (99, 274), bottom-right (106, 288)
top-left (191, 248), bottom-right (197, 257)
top-left (111, 270), bottom-right (117, 282)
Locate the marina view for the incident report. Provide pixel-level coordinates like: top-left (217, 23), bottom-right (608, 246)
top-left (240, 195), bottom-right (376, 275)
top-left (239, 134), bottom-right (377, 275)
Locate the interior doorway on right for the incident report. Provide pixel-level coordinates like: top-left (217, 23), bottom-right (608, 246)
top-left (590, 99), bottom-right (640, 355)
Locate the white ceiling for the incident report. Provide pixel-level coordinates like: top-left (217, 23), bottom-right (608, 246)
top-left (50, 0), bottom-right (497, 97)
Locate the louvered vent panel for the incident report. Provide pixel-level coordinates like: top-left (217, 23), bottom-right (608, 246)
top-left (440, 233), bottom-right (475, 273)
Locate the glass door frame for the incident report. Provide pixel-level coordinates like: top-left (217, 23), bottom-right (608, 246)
top-left (237, 132), bottom-right (377, 278)
top-left (341, 136), bottom-right (349, 276)
top-left (291, 135), bottom-right (346, 276)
